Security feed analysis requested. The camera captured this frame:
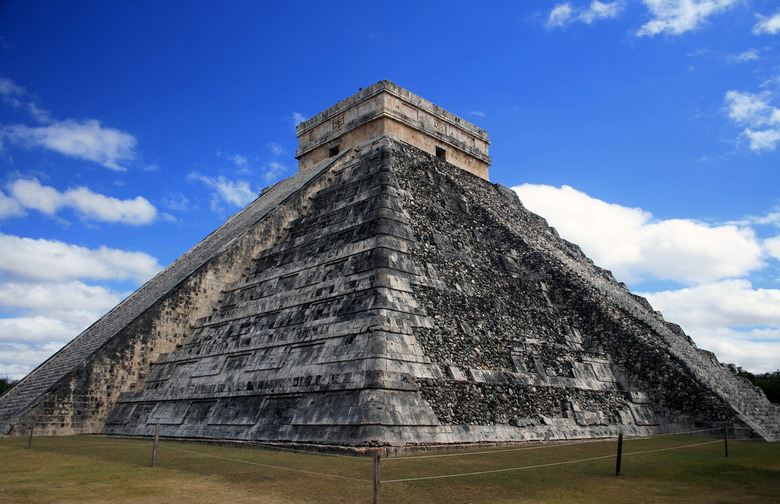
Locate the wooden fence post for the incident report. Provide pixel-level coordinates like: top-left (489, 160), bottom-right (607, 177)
top-left (151, 423), bottom-right (161, 467)
top-left (615, 432), bottom-right (623, 477)
top-left (27, 425), bottom-right (34, 450)
top-left (723, 425), bottom-right (728, 458)
top-left (373, 453), bottom-right (381, 504)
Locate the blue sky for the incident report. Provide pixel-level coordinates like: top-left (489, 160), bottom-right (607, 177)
top-left (1, 0), bottom-right (779, 379)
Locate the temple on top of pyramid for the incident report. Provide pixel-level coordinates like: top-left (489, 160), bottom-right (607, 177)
top-left (1, 81), bottom-right (778, 448)
top-left (296, 80), bottom-right (491, 180)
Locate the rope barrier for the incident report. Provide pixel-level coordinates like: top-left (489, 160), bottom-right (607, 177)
top-left (161, 444), bottom-right (372, 482)
top-left (382, 437), bottom-right (723, 483)
top-left (383, 453), bottom-right (617, 483)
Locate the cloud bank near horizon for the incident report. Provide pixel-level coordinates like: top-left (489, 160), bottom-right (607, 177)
top-left (513, 183), bottom-right (780, 373)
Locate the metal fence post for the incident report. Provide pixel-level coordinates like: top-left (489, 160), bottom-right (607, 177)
top-left (615, 432), bottom-right (623, 477)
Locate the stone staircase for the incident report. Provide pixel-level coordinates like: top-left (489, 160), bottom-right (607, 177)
top-left (725, 383), bottom-right (780, 441)
top-left (571, 257), bottom-right (778, 440)
top-left (598, 286), bottom-right (779, 441)
top-left (484, 180), bottom-right (779, 442)
top-left (0, 154), bottom-right (345, 434)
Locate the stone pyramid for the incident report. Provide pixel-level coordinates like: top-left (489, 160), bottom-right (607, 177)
top-left (1, 81), bottom-right (777, 447)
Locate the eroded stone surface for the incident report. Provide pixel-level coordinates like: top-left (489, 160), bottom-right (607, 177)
top-left (2, 137), bottom-right (778, 446)
top-left (108, 139), bottom-right (780, 444)
top-left (0, 154), bottom-right (343, 436)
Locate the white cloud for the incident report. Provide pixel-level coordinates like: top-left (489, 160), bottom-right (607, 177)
top-left (729, 49), bottom-right (759, 62)
top-left (637, 0), bottom-right (743, 37)
top-left (8, 178), bottom-right (64, 214)
top-left (725, 90), bottom-right (777, 124)
top-left (724, 90), bottom-right (780, 151)
top-left (263, 161), bottom-right (288, 185)
top-left (469, 110), bottom-right (487, 118)
top-left (0, 233), bottom-right (157, 379)
top-left (292, 112), bottom-right (307, 125)
top-left (0, 189), bottom-right (26, 219)
top-left (0, 78), bottom-right (26, 100)
top-left (269, 142), bottom-right (287, 156)
top-left (0, 282), bottom-right (121, 371)
top-left (0, 77), bottom-right (52, 123)
top-left (548, 3), bottom-right (575, 27)
top-left (63, 186), bottom-right (157, 224)
top-left (190, 144), bottom-right (291, 213)
top-left (641, 280), bottom-right (780, 328)
top-left (512, 184), bottom-right (764, 285)
top-left (0, 233), bottom-right (161, 283)
top-left (742, 128), bottom-right (780, 151)
top-left (230, 154), bottom-right (248, 168)
top-left (641, 281), bottom-right (780, 372)
top-left (262, 144), bottom-right (292, 186)
top-left (546, 1), bottom-right (623, 28)
top-left (688, 327), bottom-right (780, 373)
top-left (753, 10), bottom-right (780, 35)
top-left (726, 206), bottom-right (780, 229)
top-left (3, 119), bottom-right (138, 171)
top-left (162, 191), bottom-right (191, 212)
top-left (639, 219), bottom-right (763, 282)
top-left (0, 317), bottom-right (74, 343)
top-left (6, 178), bottom-right (157, 224)
top-left (0, 341), bottom-right (69, 380)
top-left (750, 208), bottom-right (780, 227)
top-left (766, 235), bottom-right (780, 261)
top-left (0, 308), bottom-right (111, 348)
top-left (0, 281), bottom-right (121, 313)
top-left (512, 183), bottom-right (780, 372)
top-left (217, 150), bottom-right (251, 171)
top-left (581, 0), bottom-right (623, 22)
top-left (188, 173), bottom-right (257, 209)
top-left (0, 79), bottom-right (159, 379)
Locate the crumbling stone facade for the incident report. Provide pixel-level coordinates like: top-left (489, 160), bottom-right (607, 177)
top-left (0, 158), bottom-right (339, 437)
top-left (104, 138), bottom-right (778, 444)
top-left (2, 83), bottom-right (777, 447)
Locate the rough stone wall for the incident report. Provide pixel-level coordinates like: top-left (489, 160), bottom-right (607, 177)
top-left (388, 141), bottom-right (778, 440)
top-left (387, 145), bottom-right (665, 437)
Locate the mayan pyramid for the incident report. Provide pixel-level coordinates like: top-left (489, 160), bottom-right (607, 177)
top-left (1, 81), bottom-right (778, 447)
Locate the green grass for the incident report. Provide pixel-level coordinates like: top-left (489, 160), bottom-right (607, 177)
top-left (1, 435), bottom-right (778, 503)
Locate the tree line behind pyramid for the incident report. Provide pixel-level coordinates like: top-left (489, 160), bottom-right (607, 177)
top-left (1, 81), bottom-right (778, 447)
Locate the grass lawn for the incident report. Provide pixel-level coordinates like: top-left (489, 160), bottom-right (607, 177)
top-left (1, 434), bottom-right (778, 503)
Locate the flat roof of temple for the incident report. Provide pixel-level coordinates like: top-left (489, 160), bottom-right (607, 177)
top-left (295, 80), bottom-right (490, 179)
top-left (296, 80), bottom-right (489, 142)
